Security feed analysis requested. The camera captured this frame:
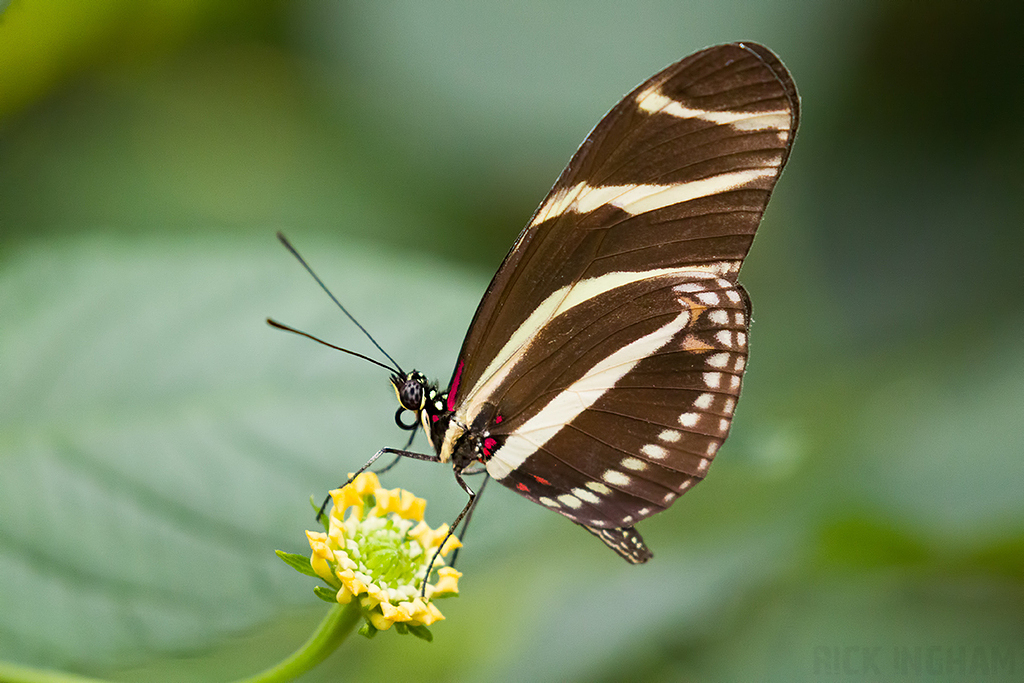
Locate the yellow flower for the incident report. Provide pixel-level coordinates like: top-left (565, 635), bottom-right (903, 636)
top-left (303, 472), bottom-right (461, 634)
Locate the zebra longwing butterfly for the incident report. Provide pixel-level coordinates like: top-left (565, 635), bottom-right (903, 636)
top-left (304, 42), bottom-right (798, 564)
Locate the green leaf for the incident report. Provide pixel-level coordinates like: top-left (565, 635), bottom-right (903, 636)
top-left (312, 587), bottom-right (338, 604)
top-left (275, 550), bottom-right (317, 577)
top-left (358, 622), bottom-right (379, 639)
top-left (406, 624), bottom-right (434, 642)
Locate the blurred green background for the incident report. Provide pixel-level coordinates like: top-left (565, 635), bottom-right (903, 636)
top-left (1, 1), bottom-right (1022, 681)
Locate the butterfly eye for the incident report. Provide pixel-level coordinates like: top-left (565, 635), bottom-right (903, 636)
top-left (396, 377), bottom-right (424, 411)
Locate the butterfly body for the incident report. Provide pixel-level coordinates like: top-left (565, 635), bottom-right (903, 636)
top-left (381, 42), bottom-right (797, 563)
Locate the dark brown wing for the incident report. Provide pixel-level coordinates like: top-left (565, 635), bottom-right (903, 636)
top-left (446, 42), bottom-right (798, 410)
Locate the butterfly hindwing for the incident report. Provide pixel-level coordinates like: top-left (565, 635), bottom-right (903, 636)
top-left (484, 274), bottom-right (750, 529)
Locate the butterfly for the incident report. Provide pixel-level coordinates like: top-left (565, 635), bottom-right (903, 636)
top-left (279, 42), bottom-right (798, 564)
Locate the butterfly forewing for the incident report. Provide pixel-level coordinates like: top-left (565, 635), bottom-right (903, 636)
top-left (448, 42), bottom-right (798, 419)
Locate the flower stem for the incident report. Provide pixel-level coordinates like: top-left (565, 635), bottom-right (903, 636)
top-left (231, 602), bottom-right (362, 683)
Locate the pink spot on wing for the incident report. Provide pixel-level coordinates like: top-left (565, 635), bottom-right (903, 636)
top-left (495, 415), bottom-right (503, 424)
top-left (447, 361), bottom-right (464, 412)
top-left (431, 415), bottom-right (439, 422)
top-left (534, 475), bottom-right (550, 486)
top-left (516, 482), bottom-right (529, 492)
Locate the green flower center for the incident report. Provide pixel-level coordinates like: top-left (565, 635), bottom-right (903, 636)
top-left (351, 516), bottom-right (422, 587)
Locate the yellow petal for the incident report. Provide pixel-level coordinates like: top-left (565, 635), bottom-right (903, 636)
top-left (337, 568), bottom-right (367, 598)
top-left (352, 471), bottom-right (381, 495)
top-left (379, 600), bottom-right (400, 620)
top-left (404, 598), bottom-right (427, 622)
top-left (372, 487), bottom-right (397, 515)
top-left (398, 489), bottom-right (426, 521)
top-left (432, 567), bottom-right (461, 596)
top-left (368, 610), bottom-right (394, 631)
top-left (410, 521), bottom-right (446, 549)
top-left (421, 601), bottom-right (445, 625)
top-left (329, 485), bottom-right (364, 520)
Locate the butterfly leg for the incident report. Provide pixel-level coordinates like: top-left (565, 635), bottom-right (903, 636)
top-left (372, 430), bottom-right (418, 476)
top-left (420, 469), bottom-right (479, 595)
top-left (316, 445), bottom-right (442, 520)
top-left (448, 473), bottom-right (489, 567)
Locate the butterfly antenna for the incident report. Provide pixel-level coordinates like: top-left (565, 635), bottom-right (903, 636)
top-left (267, 319), bottom-right (396, 374)
top-left (276, 232), bottom-right (404, 375)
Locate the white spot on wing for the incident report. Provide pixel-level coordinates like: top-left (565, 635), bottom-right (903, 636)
top-left (643, 443), bottom-right (669, 458)
top-left (694, 393), bottom-right (714, 410)
top-left (539, 496), bottom-right (560, 508)
top-left (558, 494), bottom-right (583, 509)
top-left (572, 487), bottom-right (601, 504)
top-left (708, 309), bottom-right (729, 325)
top-left (621, 457), bottom-right (647, 471)
top-left (704, 372), bottom-right (722, 389)
top-left (697, 291), bottom-right (721, 306)
top-left (586, 481), bottom-right (612, 495)
top-left (707, 352), bottom-right (729, 368)
top-left (679, 413), bottom-right (700, 428)
top-left (658, 430), bottom-right (681, 443)
top-left (603, 470), bottom-right (632, 486)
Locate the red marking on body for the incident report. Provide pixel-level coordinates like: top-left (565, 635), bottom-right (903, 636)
top-left (447, 361), bottom-right (464, 411)
top-left (484, 437), bottom-right (497, 451)
top-left (534, 475), bottom-right (550, 486)
top-left (516, 482), bottom-right (529, 492)
top-left (431, 415), bottom-right (439, 422)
